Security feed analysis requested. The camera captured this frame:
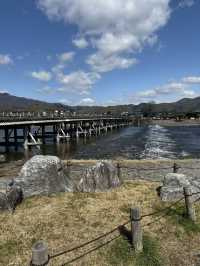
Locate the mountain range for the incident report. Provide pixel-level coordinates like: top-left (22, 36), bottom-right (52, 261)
top-left (0, 92), bottom-right (200, 115)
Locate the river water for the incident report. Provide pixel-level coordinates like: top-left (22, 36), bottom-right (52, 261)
top-left (1, 124), bottom-right (200, 162)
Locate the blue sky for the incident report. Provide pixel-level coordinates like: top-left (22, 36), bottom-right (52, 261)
top-left (0, 0), bottom-right (200, 106)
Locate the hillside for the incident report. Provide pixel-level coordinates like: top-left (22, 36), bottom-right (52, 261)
top-left (1, 92), bottom-right (200, 115)
top-left (0, 93), bottom-right (70, 112)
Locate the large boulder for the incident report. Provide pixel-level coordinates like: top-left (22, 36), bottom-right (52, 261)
top-left (78, 161), bottom-right (121, 192)
top-left (160, 173), bottom-right (200, 201)
top-left (15, 155), bottom-right (72, 198)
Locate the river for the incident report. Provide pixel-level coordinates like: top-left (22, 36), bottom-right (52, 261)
top-left (1, 124), bottom-right (200, 162)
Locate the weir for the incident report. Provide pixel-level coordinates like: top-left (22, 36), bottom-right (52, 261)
top-left (0, 117), bottom-right (131, 151)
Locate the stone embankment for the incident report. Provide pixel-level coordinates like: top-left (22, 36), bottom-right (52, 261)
top-left (151, 119), bottom-right (200, 127)
top-left (63, 159), bottom-right (200, 184)
top-left (1, 156), bottom-right (200, 210)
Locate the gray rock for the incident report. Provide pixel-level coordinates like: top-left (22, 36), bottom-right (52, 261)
top-left (0, 185), bottom-right (23, 211)
top-left (6, 185), bottom-right (23, 210)
top-left (160, 173), bottom-right (200, 201)
top-left (0, 154), bottom-right (6, 163)
top-left (15, 155), bottom-right (72, 198)
top-left (0, 192), bottom-right (9, 210)
top-left (78, 161), bottom-right (121, 192)
top-left (163, 173), bottom-right (190, 187)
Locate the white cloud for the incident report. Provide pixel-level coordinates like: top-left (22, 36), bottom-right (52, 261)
top-left (181, 89), bottom-right (196, 97)
top-left (52, 51), bottom-right (75, 74)
top-left (139, 82), bottom-right (189, 98)
top-left (58, 52), bottom-right (75, 63)
top-left (73, 37), bottom-right (88, 49)
top-left (132, 79), bottom-right (198, 104)
top-left (56, 71), bottom-right (101, 95)
top-left (0, 54), bottom-right (13, 65)
top-left (87, 53), bottom-right (137, 73)
top-left (37, 0), bottom-right (171, 72)
top-left (37, 86), bottom-right (54, 94)
top-left (178, 0), bottom-right (195, 8)
top-left (79, 98), bottom-right (96, 105)
top-left (0, 89), bottom-right (9, 94)
top-left (59, 99), bottom-right (72, 105)
top-left (31, 71), bottom-right (52, 81)
top-left (182, 76), bottom-right (200, 84)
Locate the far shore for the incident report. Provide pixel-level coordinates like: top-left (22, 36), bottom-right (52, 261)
top-left (151, 119), bottom-right (200, 127)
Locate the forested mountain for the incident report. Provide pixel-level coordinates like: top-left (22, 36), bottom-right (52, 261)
top-left (0, 92), bottom-right (200, 115)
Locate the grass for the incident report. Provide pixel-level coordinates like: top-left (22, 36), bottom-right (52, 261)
top-left (153, 202), bottom-right (200, 235)
top-left (167, 205), bottom-right (200, 234)
top-left (1, 180), bottom-right (200, 265)
top-left (104, 235), bottom-right (162, 266)
top-left (134, 235), bottom-right (163, 266)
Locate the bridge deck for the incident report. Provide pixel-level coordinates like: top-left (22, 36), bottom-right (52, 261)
top-left (0, 117), bottom-right (126, 128)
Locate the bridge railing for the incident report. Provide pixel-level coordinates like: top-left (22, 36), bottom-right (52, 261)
top-left (0, 114), bottom-right (130, 123)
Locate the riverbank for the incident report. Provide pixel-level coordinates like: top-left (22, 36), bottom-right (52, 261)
top-left (1, 158), bottom-right (200, 192)
top-left (152, 119), bottom-right (200, 127)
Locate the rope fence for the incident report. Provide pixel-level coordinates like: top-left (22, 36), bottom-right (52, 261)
top-left (66, 161), bottom-right (200, 174)
top-left (30, 188), bottom-right (200, 266)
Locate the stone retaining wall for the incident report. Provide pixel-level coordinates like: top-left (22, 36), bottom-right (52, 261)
top-left (63, 159), bottom-right (200, 185)
top-left (1, 159), bottom-right (200, 191)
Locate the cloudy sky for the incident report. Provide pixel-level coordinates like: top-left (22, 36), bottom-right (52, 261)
top-left (0, 0), bottom-right (200, 106)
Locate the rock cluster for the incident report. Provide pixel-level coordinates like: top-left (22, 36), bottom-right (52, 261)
top-left (160, 173), bottom-right (200, 201)
top-left (0, 156), bottom-right (122, 211)
top-left (78, 160), bottom-right (121, 192)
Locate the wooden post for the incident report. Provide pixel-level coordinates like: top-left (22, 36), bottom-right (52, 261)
top-left (31, 241), bottom-right (49, 266)
top-left (116, 162), bottom-right (121, 182)
top-left (173, 163), bottom-right (179, 173)
top-left (130, 207), bottom-right (143, 253)
top-left (183, 187), bottom-right (196, 222)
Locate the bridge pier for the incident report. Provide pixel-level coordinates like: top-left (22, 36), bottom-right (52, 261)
top-left (41, 125), bottom-right (46, 144)
top-left (0, 117), bottom-right (132, 151)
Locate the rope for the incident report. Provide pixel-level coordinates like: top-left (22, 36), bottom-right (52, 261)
top-left (120, 166), bottom-right (172, 171)
top-left (140, 191), bottom-right (200, 220)
top-left (143, 209), bottom-right (172, 228)
top-left (61, 235), bottom-right (120, 266)
top-left (181, 167), bottom-right (200, 170)
top-left (50, 220), bottom-right (129, 259)
top-left (141, 197), bottom-right (185, 219)
top-left (50, 190), bottom-right (200, 260)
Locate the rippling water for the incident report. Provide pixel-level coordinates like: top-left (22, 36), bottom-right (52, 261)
top-left (2, 125), bottom-right (200, 162)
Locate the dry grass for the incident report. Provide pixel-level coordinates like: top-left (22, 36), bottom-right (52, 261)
top-left (1, 180), bottom-right (200, 266)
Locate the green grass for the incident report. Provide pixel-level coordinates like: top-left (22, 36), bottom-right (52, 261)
top-left (134, 235), bottom-right (163, 266)
top-left (103, 235), bottom-right (163, 266)
top-left (0, 240), bottom-right (18, 264)
top-left (103, 237), bottom-right (134, 265)
top-left (153, 203), bottom-right (200, 235)
top-left (167, 205), bottom-right (200, 234)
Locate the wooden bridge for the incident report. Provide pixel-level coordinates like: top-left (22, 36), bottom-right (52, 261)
top-left (0, 117), bottom-right (131, 151)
